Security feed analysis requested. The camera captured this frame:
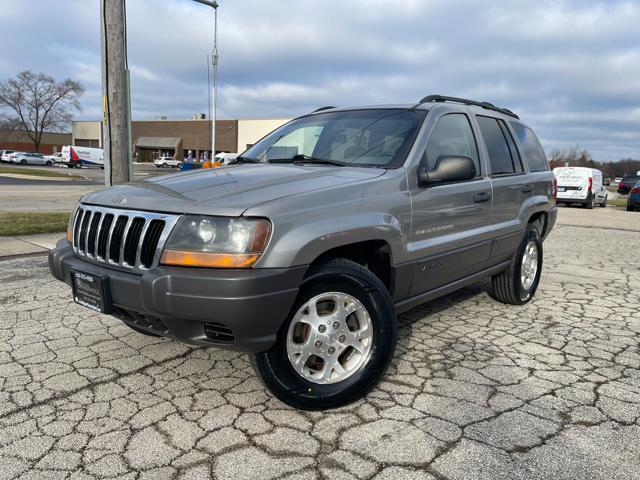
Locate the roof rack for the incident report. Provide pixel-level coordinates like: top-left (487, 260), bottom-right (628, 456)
top-left (414, 94), bottom-right (519, 119)
top-left (311, 106), bottom-right (337, 113)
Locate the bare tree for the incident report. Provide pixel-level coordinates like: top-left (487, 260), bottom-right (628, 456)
top-left (0, 71), bottom-right (84, 152)
top-left (0, 112), bottom-right (20, 144)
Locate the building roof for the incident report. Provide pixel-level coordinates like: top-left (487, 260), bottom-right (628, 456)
top-left (135, 136), bottom-right (181, 149)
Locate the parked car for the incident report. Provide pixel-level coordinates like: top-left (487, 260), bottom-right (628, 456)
top-left (61, 145), bottom-right (104, 169)
top-left (614, 177), bottom-right (623, 184)
top-left (0, 150), bottom-right (17, 163)
top-left (153, 156), bottom-right (181, 168)
top-left (553, 166), bottom-right (607, 208)
top-left (617, 175), bottom-right (640, 195)
top-left (45, 152), bottom-right (65, 165)
top-left (11, 152), bottom-right (51, 166)
top-left (627, 180), bottom-right (640, 211)
top-left (49, 95), bottom-right (557, 410)
top-left (214, 152), bottom-right (238, 165)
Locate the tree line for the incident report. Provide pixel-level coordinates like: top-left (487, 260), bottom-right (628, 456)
top-left (548, 145), bottom-right (639, 178)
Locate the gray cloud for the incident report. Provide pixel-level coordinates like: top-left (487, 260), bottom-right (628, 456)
top-left (1, 0), bottom-right (638, 160)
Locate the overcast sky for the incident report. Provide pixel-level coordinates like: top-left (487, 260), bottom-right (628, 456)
top-left (1, 0), bottom-right (639, 160)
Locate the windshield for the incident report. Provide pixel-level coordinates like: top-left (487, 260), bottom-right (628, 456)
top-left (241, 109), bottom-right (426, 168)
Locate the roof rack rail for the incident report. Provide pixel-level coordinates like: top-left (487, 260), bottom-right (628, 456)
top-left (311, 106), bottom-right (336, 113)
top-left (415, 94), bottom-right (519, 119)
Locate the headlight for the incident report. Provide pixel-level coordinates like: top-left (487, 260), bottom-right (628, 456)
top-left (67, 207), bottom-right (79, 242)
top-left (160, 216), bottom-right (271, 268)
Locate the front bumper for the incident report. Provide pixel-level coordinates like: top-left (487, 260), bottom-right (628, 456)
top-left (49, 240), bottom-right (306, 352)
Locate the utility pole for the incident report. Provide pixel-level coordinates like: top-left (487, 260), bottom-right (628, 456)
top-left (101, 0), bottom-right (132, 186)
top-left (192, 0), bottom-right (219, 160)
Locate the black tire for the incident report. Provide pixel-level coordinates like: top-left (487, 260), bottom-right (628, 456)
top-left (628, 205), bottom-right (634, 212)
top-left (600, 196), bottom-right (607, 208)
top-left (251, 258), bottom-right (397, 410)
top-left (20, 160), bottom-right (26, 165)
top-left (491, 223), bottom-right (543, 305)
top-left (45, 161), bottom-right (53, 167)
top-left (67, 163), bottom-right (75, 169)
top-left (585, 193), bottom-right (594, 209)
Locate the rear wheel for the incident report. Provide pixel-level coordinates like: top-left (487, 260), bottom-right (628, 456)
top-left (20, 160), bottom-right (27, 165)
top-left (628, 205), bottom-right (634, 212)
top-left (45, 160), bottom-right (53, 167)
top-left (491, 223), bottom-right (543, 305)
top-left (251, 258), bottom-right (397, 410)
top-left (585, 194), bottom-right (594, 209)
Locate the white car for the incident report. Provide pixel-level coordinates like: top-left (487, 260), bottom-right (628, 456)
top-left (153, 156), bottom-right (181, 168)
top-left (554, 166), bottom-right (607, 209)
top-left (45, 152), bottom-right (65, 165)
top-left (0, 150), bottom-right (17, 163)
top-left (11, 152), bottom-right (52, 166)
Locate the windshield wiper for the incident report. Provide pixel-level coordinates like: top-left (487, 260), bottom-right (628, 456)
top-left (230, 156), bottom-right (260, 164)
top-left (269, 154), bottom-right (346, 167)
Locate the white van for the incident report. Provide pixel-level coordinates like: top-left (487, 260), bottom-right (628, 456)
top-left (62, 145), bottom-right (104, 169)
top-left (553, 167), bottom-right (607, 209)
top-left (214, 152), bottom-right (238, 165)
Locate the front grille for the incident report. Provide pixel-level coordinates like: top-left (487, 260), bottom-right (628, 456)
top-left (71, 205), bottom-right (179, 272)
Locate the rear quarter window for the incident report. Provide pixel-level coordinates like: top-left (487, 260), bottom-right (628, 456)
top-left (511, 123), bottom-right (549, 172)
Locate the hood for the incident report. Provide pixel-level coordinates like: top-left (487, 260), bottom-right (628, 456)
top-left (80, 163), bottom-right (386, 216)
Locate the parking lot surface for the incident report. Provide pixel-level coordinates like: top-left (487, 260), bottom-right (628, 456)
top-left (0, 214), bottom-right (639, 479)
top-left (0, 164), bottom-right (175, 212)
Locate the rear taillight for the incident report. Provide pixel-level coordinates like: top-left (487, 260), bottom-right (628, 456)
top-left (631, 187), bottom-right (640, 194)
top-left (588, 177), bottom-right (593, 191)
top-left (552, 176), bottom-right (557, 202)
top-left (620, 182), bottom-right (625, 189)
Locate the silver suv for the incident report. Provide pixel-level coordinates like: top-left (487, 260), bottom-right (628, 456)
top-left (49, 95), bottom-right (557, 410)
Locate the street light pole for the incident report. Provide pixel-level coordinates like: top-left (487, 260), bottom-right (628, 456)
top-left (191, 0), bottom-right (219, 161)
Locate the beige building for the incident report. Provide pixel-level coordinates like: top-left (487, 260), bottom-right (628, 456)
top-left (72, 121), bottom-right (102, 148)
top-left (71, 117), bottom-right (291, 161)
top-left (236, 118), bottom-right (291, 152)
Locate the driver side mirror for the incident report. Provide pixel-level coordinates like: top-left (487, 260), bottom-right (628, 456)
top-left (418, 155), bottom-right (477, 187)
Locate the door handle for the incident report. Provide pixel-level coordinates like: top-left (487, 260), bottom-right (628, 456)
top-left (473, 191), bottom-right (491, 203)
top-left (521, 183), bottom-right (533, 193)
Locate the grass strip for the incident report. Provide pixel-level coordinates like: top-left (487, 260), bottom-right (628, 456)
top-left (0, 212), bottom-right (70, 237)
top-left (0, 165), bottom-right (82, 179)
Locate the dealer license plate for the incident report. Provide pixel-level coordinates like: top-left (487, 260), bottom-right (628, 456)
top-left (71, 270), bottom-right (112, 314)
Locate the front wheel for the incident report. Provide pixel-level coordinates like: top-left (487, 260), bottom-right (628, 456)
top-left (600, 196), bottom-right (607, 208)
top-left (45, 161), bottom-right (53, 167)
top-left (20, 160), bottom-right (27, 165)
top-left (491, 223), bottom-right (543, 305)
top-left (251, 258), bottom-right (397, 410)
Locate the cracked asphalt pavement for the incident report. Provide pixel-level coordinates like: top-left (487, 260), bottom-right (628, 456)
top-left (0, 219), bottom-right (639, 479)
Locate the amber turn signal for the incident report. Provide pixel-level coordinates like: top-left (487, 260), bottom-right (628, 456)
top-left (160, 250), bottom-right (261, 268)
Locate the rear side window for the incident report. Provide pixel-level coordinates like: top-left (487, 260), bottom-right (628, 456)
top-left (477, 116), bottom-right (516, 175)
top-left (425, 113), bottom-right (480, 176)
top-left (511, 123), bottom-right (549, 172)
